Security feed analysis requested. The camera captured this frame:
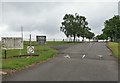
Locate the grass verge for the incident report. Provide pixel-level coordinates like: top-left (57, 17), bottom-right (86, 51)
top-left (1, 41), bottom-right (78, 72)
top-left (108, 42), bottom-right (120, 59)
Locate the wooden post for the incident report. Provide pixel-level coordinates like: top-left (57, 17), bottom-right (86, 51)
top-left (5, 50), bottom-right (6, 59)
top-left (20, 26), bottom-right (23, 55)
top-left (30, 34), bottom-right (32, 56)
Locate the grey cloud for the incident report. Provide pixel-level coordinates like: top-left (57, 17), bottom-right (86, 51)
top-left (2, 2), bottom-right (62, 34)
top-left (1, 2), bottom-right (118, 38)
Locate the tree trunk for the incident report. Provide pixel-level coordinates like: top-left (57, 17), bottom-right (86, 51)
top-left (89, 39), bottom-right (90, 42)
top-left (73, 35), bottom-right (76, 42)
top-left (82, 37), bottom-right (84, 42)
top-left (110, 37), bottom-right (113, 42)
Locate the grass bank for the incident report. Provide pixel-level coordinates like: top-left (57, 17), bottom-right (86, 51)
top-left (108, 42), bottom-right (120, 59)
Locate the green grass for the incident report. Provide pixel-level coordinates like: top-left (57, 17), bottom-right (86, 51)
top-left (1, 41), bottom-right (78, 70)
top-left (1, 41), bottom-right (75, 58)
top-left (1, 45), bottom-right (56, 70)
top-left (46, 41), bottom-right (77, 46)
top-left (108, 42), bottom-right (120, 59)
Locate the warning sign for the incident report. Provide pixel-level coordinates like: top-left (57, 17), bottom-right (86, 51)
top-left (27, 46), bottom-right (34, 54)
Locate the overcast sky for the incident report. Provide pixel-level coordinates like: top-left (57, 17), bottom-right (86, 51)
top-left (0, 0), bottom-right (119, 41)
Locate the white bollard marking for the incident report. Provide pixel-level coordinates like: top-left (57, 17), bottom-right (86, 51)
top-left (82, 54), bottom-right (86, 59)
top-left (64, 55), bottom-right (70, 58)
top-left (97, 55), bottom-right (103, 59)
top-left (0, 71), bottom-right (7, 75)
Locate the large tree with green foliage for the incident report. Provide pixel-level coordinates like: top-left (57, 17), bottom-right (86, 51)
top-left (60, 13), bottom-right (91, 42)
top-left (96, 33), bottom-right (108, 41)
top-left (86, 31), bottom-right (95, 42)
top-left (102, 15), bottom-right (120, 42)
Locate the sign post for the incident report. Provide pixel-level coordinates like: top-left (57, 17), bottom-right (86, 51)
top-left (27, 34), bottom-right (34, 56)
top-left (20, 26), bottom-right (23, 55)
top-left (29, 34), bottom-right (32, 56)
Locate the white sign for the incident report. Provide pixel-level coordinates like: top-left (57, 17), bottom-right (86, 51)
top-left (27, 46), bottom-right (34, 54)
top-left (1, 37), bottom-right (23, 49)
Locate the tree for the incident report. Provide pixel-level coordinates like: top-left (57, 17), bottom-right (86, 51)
top-left (60, 13), bottom-right (91, 42)
top-left (60, 14), bottom-right (76, 42)
top-left (80, 18), bottom-right (90, 42)
top-left (86, 31), bottom-right (95, 42)
top-left (96, 34), bottom-right (108, 41)
top-left (102, 15), bottom-right (120, 42)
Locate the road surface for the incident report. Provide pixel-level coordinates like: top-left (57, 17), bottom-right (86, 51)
top-left (2, 42), bottom-right (118, 81)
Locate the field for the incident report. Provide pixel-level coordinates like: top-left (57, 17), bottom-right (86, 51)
top-left (108, 42), bottom-right (120, 59)
top-left (1, 41), bottom-right (77, 71)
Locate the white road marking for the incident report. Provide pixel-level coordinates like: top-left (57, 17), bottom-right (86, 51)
top-left (82, 54), bottom-right (86, 59)
top-left (97, 55), bottom-right (103, 59)
top-left (64, 55), bottom-right (70, 58)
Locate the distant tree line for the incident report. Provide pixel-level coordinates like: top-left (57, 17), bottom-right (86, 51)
top-left (96, 15), bottom-right (120, 42)
top-left (60, 13), bottom-right (95, 42)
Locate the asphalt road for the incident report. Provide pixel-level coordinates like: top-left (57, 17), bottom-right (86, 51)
top-left (3, 42), bottom-right (118, 81)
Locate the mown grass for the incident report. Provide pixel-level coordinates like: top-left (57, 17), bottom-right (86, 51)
top-left (1, 42), bottom-right (56, 70)
top-left (46, 41), bottom-right (78, 46)
top-left (108, 42), bottom-right (120, 59)
top-left (1, 41), bottom-right (78, 70)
